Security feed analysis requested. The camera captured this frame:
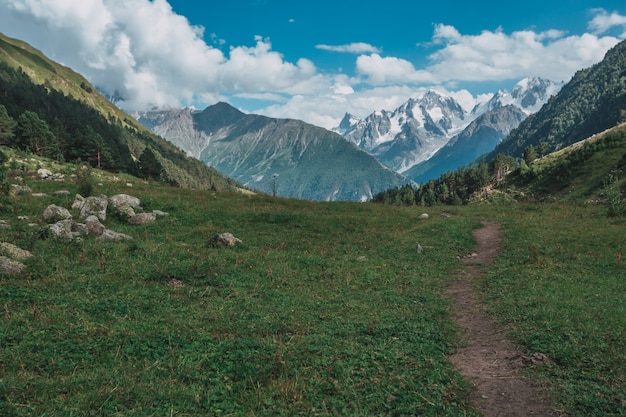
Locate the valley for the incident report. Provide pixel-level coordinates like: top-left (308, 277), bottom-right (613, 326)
top-left (0, 28), bottom-right (624, 417)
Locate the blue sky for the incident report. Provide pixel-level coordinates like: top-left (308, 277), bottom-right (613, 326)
top-left (1, 0), bottom-right (626, 128)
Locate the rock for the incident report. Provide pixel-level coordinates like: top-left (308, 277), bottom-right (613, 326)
top-left (109, 194), bottom-right (139, 219)
top-left (111, 203), bottom-right (135, 219)
top-left (32, 193), bottom-right (48, 198)
top-left (418, 213), bottom-right (429, 220)
top-left (79, 195), bottom-right (108, 222)
top-left (0, 242), bottom-right (33, 261)
top-left (85, 215), bottom-right (105, 236)
top-left (52, 190), bottom-right (71, 197)
top-left (97, 229), bottom-right (133, 242)
top-left (152, 210), bottom-right (168, 217)
top-left (48, 219), bottom-right (77, 240)
top-left (416, 243), bottom-right (424, 253)
top-left (128, 212), bottom-right (156, 225)
top-left (10, 185), bottom-right (32, 197)
top-left (37, 168), bottom-right (53, 179)
top-left (110, 194), bottom-right (141, 208)
top-left (71, 222), bottom-right (88, 236)
top-left (0, 256), bottom-right (26, 275)
top-left (43, 204), bottom-right (72, 223)
top-left (208, 232), bottom-right (242, 248)
top-left (72, 194), bottom-right (85, 210)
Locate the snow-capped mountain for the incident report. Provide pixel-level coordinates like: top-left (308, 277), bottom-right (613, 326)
top-left (337, 77), bottom-right (563, 175)
top-left (471, 77), bottom-right (565, 116)
top-left (337, 90), bottom-right (468, 173)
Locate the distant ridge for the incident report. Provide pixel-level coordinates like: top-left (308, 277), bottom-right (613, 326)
top-left (140, 103), bottom-right (410, 201)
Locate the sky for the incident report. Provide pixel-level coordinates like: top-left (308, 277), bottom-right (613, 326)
top-left (1, 0), bottom-right (626, 129)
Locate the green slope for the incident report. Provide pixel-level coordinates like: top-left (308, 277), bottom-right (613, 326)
top-left (509, 122), bottom-right (626, 202)
top-left (0, 32), bottom-right (236, 191)
top-left (490, 39), bottom-right (626, 159)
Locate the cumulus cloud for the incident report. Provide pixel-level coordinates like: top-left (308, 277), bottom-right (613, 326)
top-left (424, 23), bottom-right (620, 83)
top-left (0, 0), bottom-right (320, 111)
top-left (356, 54), bottom-right (435, 84)
top-left (588, 9), bottom-right (626, 37)
top-left (316, 42), bottom-right (382, 54)
top-left (0, 1), bottom-right (623, 131)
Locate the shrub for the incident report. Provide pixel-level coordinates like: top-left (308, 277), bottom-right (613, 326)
top-left (76, 164), bottom-right (95, 197)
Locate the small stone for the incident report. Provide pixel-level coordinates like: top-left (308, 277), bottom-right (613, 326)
top-left (72, 194), bottom-right (85, 210)
top-left (208, 233), bottom-right (242, 248)
top-left (418, 213), bottom-right (429, 220)
top-left (37, 168), bottom-right (53, 179)
top-left (85, 216), bottom-right (105, 236)
top-left (128, 212), bottom-right (156, 225)
top-left (43, 204), bottom-right (72, 223)
top-left (0, 242), bottom-right (33, 261)
top-left (52, 190), bottom-right (71, 197)
top-left (97, 229), bottom-right (133, 242)
top-left (0, 256), bottom-right (26, 275)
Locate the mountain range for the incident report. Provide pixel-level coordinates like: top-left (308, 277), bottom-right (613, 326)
top-left (2, 29), bottom-right (625, 204)
top-left (139, 104), bottom-right (409, 201)
top-left (336, 77), bottom-right (564, 182)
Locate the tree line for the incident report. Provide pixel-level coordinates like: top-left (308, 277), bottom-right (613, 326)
top-left (371, 154), bottom-right (517, 206)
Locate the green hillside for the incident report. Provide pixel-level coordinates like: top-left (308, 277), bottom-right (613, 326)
top-left (0, 32), bottom-right (236, 191)
top-left (0, 32), bottom-right (134, 131)
top-left (491, 38), bottom-right (626, 159)
top-left (508, 122), bottom-right (626, 203)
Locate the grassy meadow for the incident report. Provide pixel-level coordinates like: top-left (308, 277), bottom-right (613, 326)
top-left (0, 173), bottom-right (624, 416)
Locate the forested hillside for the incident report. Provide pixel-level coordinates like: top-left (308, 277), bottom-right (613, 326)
top-left (490, 39), bottom-right (626, 158)
top-left (0, 34), bottom-right (236, 191)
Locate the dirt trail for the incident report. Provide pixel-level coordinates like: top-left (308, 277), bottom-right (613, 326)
top-left (448, 221), bottom-right (554, 416)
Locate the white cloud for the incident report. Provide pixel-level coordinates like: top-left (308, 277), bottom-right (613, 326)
top-left (425, 24), bottom-right (620, 83)
top-left (316, 42), bottom-right (382, 54)
top-left (588, 9), bottom-right (626, 37)
top-left (0, 1), bottom-right (623, 132)
top-left (0, 0), bottom-right (321, 111)
top-left (356, 54), bottom-right (435, 84)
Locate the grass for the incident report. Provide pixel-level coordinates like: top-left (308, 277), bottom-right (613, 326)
top-left (0, 172), bottom-right (624, 415)
top-left (474, 203), bottom-right (626, 416)
top-left (0, 176), bottom-right (481, 416)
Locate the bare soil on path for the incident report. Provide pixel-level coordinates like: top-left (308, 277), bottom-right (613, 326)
top-left (448, 221), bottom-right (555, 416)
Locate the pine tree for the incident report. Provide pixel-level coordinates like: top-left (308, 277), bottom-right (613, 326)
top-left (16, 111), bottom-right (60, 159)
top-left (0, 105), bottom-right (16, 145)
top-left (139, 148), bottom-right (163, 180)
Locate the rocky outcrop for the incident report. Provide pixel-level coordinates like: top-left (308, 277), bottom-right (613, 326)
top-left (46, 192), bottom-right (167, 241)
